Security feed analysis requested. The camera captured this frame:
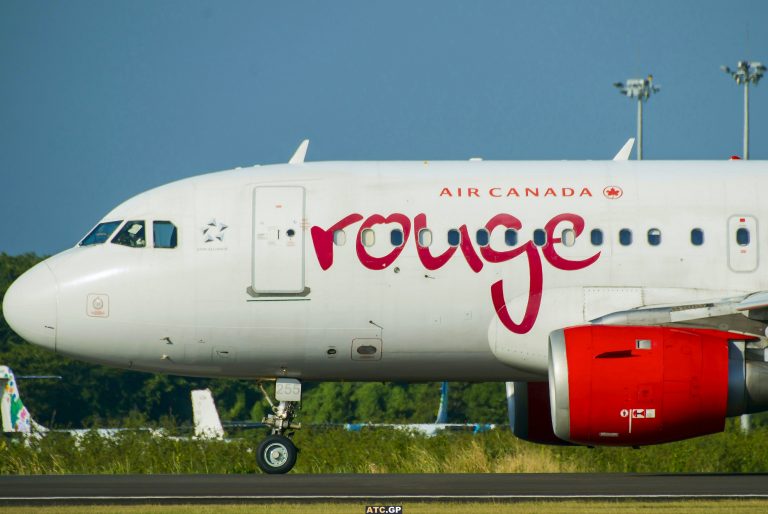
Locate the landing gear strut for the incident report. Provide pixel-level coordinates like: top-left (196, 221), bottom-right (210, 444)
top-left (256, 379), bottom-right (301, 474)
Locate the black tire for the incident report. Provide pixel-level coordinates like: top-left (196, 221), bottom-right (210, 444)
top-left (256, 435), bottom-right (298, 474)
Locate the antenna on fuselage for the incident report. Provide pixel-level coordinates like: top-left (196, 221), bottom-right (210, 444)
top-left (289, 139), bottom-right (310, 164)
top-left (612, 138), bottom-right (635, 161)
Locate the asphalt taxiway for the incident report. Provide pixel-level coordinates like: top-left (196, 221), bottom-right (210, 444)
top-left (1, 473), bottom-right (767, 504)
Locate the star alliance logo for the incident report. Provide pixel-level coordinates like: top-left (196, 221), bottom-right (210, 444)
top-left (202, 219), bottom-right (228, 243)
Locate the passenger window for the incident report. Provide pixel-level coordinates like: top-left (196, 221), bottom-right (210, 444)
top-left (447, 229), bottom-right (461, 247)
top-left (590, 229), bottom-right (603, 246)
top-left (619, 229), bottom-right (632, 246)
top-left (153, 221), bottom-right (177, 249)
top-left (505, 229), bottom-right (518, 247)
top-left (736, 228), bottom-right (750, 246)
top-left (333, 229), bottom-right (346, 246)
top-left (361, 229), bottom-right (375, 247)
top-left (533, 229), bottom-right (546, 247)
top-left (562, 229), bottom-right (576, 247)
top-left (476, 228), bottom-right (490, 247)
top-left (418, 229), bottom-right (433, 247)
top-left (690, 228), bottom-right (704, 246)
top-left (112, 221), bottom-right (146, 248)
top-left (390, 229), bottom-right (404, 247)
top-left (647, 228), bottom-right (661, 246)
top-left (80, 220), bottom-right (123, 246)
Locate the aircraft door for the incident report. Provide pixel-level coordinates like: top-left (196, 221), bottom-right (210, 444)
top-left (252, 186), bottom-right (306, 294)
top-left (728, 215), bottom-right (758, 272)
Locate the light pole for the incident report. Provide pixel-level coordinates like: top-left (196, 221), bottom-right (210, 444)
top-left (721, 61), bottom-right (765, 160)
top-left (613, 75), bottom-right (660, 160)
top-left (722, 61), bottom-right (765, 434)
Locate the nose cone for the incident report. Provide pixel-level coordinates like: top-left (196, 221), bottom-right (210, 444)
top-left (2, 262), bottom-right (58, 351)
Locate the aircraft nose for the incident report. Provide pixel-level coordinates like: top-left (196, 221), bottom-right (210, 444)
top-left (2, 262), bottom-right (58, 351)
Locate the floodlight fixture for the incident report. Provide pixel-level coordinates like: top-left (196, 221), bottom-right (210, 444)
top-left (614, 75), bottom-right (659, 160)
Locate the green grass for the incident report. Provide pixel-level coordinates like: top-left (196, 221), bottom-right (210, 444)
top-left (4, 501), bottom-right (768, 514)
top-left (2, 419), bottom-right (768, 474)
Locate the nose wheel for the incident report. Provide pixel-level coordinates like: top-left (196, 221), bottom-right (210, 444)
top-left (256, 435), bottom-right (297, 474)
top-left (256, 379), bottom-right (301, 474)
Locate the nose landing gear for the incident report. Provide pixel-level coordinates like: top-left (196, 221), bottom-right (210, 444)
top-left (256, 379), bottom-right (301, 474)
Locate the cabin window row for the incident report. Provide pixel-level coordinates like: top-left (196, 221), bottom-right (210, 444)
top-left (349, 228), bottom-right (551, 249)
top-left (333, 227), bottom-right (717, 249)
top-left (591, 228), bottom-right (708, 247)
top-left (80, 220), bottom-right (178, 249)
top-left (335, 227), bottom-right (563, 249)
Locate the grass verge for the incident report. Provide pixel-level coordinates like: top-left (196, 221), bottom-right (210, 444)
top-left (2, 419), bottom-right (768, 474)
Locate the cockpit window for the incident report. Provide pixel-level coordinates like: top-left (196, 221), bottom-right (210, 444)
top-left (80, 221), bottom-right (123, 246)
top-left (153, 221), bottom-right (178, 248)
top-left (112, 220), bottom-right (146, 248)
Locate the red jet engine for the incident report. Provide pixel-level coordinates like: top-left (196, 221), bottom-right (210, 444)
top-left (548, 325), bottom-right (768, 446)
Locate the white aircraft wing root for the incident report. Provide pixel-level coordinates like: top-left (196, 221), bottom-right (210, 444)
top-left (590, 293), bottom-right (768, 336)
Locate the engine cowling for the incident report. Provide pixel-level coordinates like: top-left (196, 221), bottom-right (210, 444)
top-left (509, 381), bottom-right (573, 445)
top-left (548, 325), bottom-right (768, 446)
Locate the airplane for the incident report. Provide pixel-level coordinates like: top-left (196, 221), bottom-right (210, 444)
top-left (4, 364), bottom-right (486, 441)
top-left (192, 382), bottom-right (495, 439)
top-left (2, 364), bottom-right (224, 440)
top-left (4, 138), bottom-right (768, 473)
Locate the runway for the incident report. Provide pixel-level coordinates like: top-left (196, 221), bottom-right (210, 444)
top-left (1, 473), bottom-right (768, 504)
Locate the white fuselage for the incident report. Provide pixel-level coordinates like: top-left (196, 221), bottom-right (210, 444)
top-left (5, 160), bottom-right (766, 382)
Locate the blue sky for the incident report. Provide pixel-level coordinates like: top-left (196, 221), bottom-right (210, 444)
top-left (1, 1), bottom-right (766, 255)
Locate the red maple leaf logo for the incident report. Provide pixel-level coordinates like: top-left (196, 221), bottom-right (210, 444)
top-left (603, 186), bottom-right (623, 199)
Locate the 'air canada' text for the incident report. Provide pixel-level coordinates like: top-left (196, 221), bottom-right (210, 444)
top-left (439, 187), bottom-right (594, 198)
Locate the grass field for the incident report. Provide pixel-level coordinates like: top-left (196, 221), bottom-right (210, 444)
top-left (3, 419), bottom-right (768, 475)
top-left (4, 501), bottom-right (768, 514)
